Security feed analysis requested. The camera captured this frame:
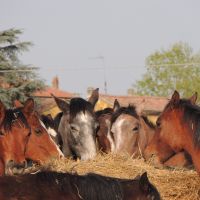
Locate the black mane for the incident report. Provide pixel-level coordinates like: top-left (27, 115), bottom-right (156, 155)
top-left (70, 98), bottom-right (95, 120)
top-left (35, 171), bottom-right (124, 200)
top-left (111, 105), bottom-right (139, 125)
top-left (95, 107), bottom-right (113, 118)
top-left (54, 112), bottom-right (63, 131)
top-left (1, 108), bottom-right (29, 132)
top-left (141, 115), bottom-right (156, 129)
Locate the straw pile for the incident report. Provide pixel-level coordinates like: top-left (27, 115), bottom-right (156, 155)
top-left (41, 153), bottom-right (200, 200)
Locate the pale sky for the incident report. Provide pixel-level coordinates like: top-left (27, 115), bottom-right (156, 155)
top-left (1, 0), bottom-right (200, 97)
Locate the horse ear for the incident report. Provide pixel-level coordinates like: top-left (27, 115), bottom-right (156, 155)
top-left (46, 114), bottom-right (53, 121)
top-left (139, 172), bottom-right (150, 192)
top-left (0, 100), bottom-right (6, 123)
top-left (22, 98), bottom-right (35, 114)
top-left (189, 92), bottom-right (198, 105)
top-left (13, 99), bottom-right (24, 108)
top-left (52, 94), bottom-right (69, 113)
top-left (136, 98), bottom-right (145, 115)
top-left (113, 99), bottom-right (120, 112)
top-left (88, 88), bottom-right (99, 108)
top-left (170, 90), bottom-right (180, 105)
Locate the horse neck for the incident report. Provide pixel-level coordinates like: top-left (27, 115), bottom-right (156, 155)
top-left (177, 123), bottom-right (200, 174)
top-left (121, 180), bottom-right (143, 199)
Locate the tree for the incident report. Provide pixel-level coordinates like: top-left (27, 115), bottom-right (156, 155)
top-left (134, 42), bottom-right (200, 97)
top-left (0, 28), bottom-right (44, 106)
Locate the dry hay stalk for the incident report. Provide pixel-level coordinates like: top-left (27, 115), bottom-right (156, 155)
top-left (41, 153), bottom-right (200, 200)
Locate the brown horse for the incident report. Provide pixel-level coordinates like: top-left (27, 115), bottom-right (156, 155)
top-left (144, 92), bottom-right (197, 168)
top-left (107, 101), bottom-right (155, 158)
top-left (95, 107), bottom-right (113, 153)
top-left (15, 98), bottom-right (63, 165)
top-left (0, 171), bottom-right (161, 200)
top-left (95, 99), bottom-right (121, 153)
top-left (0, 100), bottom-right (30, 175)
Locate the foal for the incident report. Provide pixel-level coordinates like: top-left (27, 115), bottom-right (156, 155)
top-left (0, 171), bottom-right (161, 200)
top-left (108, 101), bottom-right (155, 158)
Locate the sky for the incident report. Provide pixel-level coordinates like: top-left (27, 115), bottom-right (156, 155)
top-left (1, 0), bottom-right (200, 97)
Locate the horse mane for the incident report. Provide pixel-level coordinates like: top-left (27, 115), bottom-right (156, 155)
top-left (166, 99), bottom-right (200, 147)
top-left (111, 105), bottom-right (139, 125)
top-left (54, 112), bottom-right (63, 130)
top-left (35, 171), bottom-right (124, 200)
top-left (141, 115), bottom-right (156, 129)
top-left (70, 98), bottom-right (95, 120)
top-left (41, 115), bottom-right (54, 129)
top-left (1, 108), bottom-right (29, 132)
top-left (95, 108), bottom-right (113, 118)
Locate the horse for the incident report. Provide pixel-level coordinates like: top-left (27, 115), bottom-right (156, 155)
top-left (108, 101), bottom-right (155, 158)
top-left (0, 100), bottom-right (30, 175)
top-left (95, 99), bottom-right (120, 153)
top-left (52, 88), bottom-right (99, 160)
top-left (15, 98), bottom-right (63, 165)
top-left (40, 114), bottom-right (62, 147)
top-left (144, 91), bottom-right (197, 169)
top-left (0, 171), bottom-right (161, 200)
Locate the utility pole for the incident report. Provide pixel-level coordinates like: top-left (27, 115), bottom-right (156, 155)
top-left (88, 55), bottom-right (107, 94)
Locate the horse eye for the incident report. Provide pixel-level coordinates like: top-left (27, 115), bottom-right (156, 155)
top-left (133, 126), bottom-right (139, 132)
top-left (156, 118), bottom-right (161, 127)
top-left (70, 125), bottom-right (78, 132)
top-left (95, 122), bottom-right (100, 130)
top-left (35, 128), bottom-right (42, 135)
top-left (133, 127), bottom-right (138, 132)
top-left (0, 130), bottom-right (5, 137)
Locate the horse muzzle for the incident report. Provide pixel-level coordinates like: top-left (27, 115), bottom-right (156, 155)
top-left (5, 160), bottom-right (27, 175)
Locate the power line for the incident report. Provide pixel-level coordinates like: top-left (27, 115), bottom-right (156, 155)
top-left (149, 63), bottom-right (200, 67)
top-left (1, 62), bottom-right (200, 73)
top-left (0, 69), bottom-right (34, 73)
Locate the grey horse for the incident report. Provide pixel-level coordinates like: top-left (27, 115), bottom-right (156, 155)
top-left (52, 88), bottom-right (99, 160)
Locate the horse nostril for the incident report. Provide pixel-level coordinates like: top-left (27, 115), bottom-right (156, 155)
top-left (7, 160), bottom-right (14, 167)
top-left (23, 160), bottom-right (27, 168)
top-left (59, 154), bottom-right (64, 159)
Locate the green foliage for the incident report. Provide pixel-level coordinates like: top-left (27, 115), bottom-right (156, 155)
top-left (0, 28), bottom-right (44, 106)
top-left (134, 42), bottom-right (200, 97)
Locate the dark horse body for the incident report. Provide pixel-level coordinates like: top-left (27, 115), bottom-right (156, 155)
top-left (0, 171), bottom-right (160, 200)
top-left (53, 88), bottom-right (99, 160)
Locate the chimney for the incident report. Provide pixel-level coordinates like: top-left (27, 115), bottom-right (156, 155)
top-left (127, 88), bottom-right (135, 96)
top-left (52, 76), bottom-right (59, 89)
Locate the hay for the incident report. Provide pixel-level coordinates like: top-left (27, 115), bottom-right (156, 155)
top-left (42, 153), bottom-right (200, 200)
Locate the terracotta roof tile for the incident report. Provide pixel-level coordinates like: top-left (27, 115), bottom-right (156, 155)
top-left (99, 94), bottom-right (168, 113)
top-left (33, 87), bottom-right (75, 98)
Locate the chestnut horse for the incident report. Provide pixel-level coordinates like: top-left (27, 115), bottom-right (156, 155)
top-left (108, 101), bottom-right (155, 158)
top-left (0, 171), bottom-right (160, 200)
top-left (0, 100), bottom-right (30, 175)
top-left (144, 92), bottom-right (197, 168)
top-left (15, 98), bottom-right (63, 165)
top-left (53, 88), bottom-right (99, 160)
